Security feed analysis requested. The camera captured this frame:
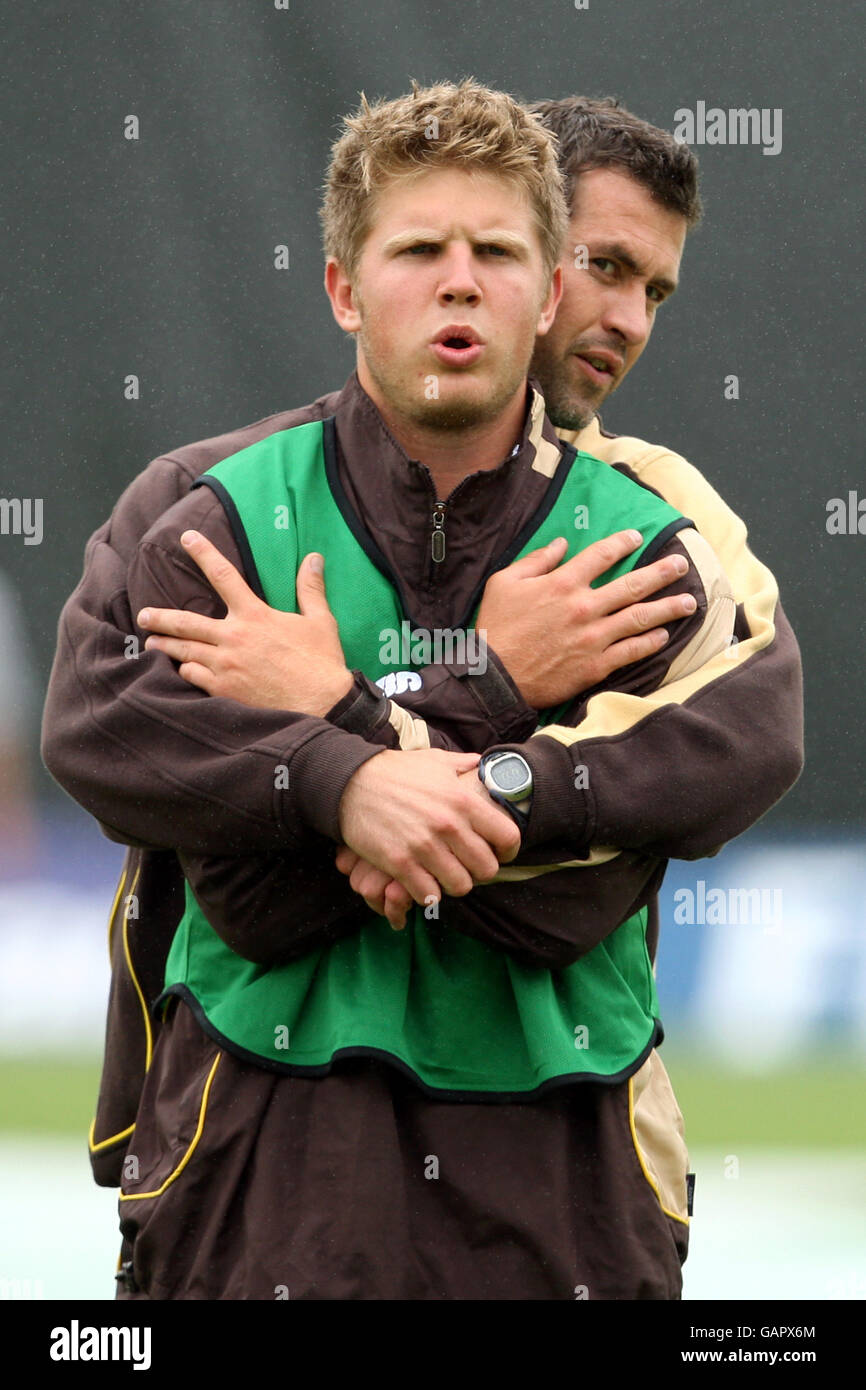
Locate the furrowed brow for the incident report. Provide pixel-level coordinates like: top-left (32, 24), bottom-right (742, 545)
top-left (471, 230), bottom-right (532, 258)
top-left (601, 242), bottom-right (678, 297)
top-left (381, 229), bottom-right (446, 255)
top-left (380, 228), bottom-right (532, 258)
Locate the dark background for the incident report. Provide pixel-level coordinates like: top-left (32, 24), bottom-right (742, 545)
top-left (4, 0), bottom-right (863, 828)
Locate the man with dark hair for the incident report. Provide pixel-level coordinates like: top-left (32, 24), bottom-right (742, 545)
top-left (527, 94), bottom-right (702, 434)
top-left (529, 95), bottom-right (702, 227)
top-left (42, 84), bottom-right (802, 1300)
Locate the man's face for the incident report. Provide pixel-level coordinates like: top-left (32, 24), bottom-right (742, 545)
top-left (325, 167), bottom-right (560, 432)
top-left (530, 167), bottom-right (688, 430)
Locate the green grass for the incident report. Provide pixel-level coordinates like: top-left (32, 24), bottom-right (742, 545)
top-left (0, 1056), bottom-right (103, 1137)
top-left (662, 1051), bottom-right (866, 1150)
top-left (0, 1052), bottom-right (863, 1148)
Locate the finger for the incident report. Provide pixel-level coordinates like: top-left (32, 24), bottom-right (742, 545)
top-left (144, 634), bottom-right (218, 668)
top-left (602, 591), bottom-right (697, 646)
top-left (462, 798), bottom-right (521, 868)
top-left (409, 836), bottom-right (483, 898)
top-left (592, 552), bottom-right (690, 616)
top-left (391, 861), bottom-right (444, 911)
top-left (496, 534), bottom-right (568, 580)
top-left (558, 528), bottom-right (646, 587)
top-left (349, 862), bottom-right (392, 905)
top-left (354, 878), bottom-right (392, 920)
top-left (597, 628), bottom-right (671, 677)
top-left (383, 881), bottom-right (410, 931)
top-left (461, 768), bottom-right (523, 855)
top-left (335, 845), bottom-right (361, 875)
top-left (179, 530), bottom-right (260, 615)
top-left (295, 553), bottom-right (334, 620)
top-left (176, 661), bottom-right (217, 693)
top-left (349, 861), bottom-right (409, 929)
top-left (385, 879), bottom-right (412, 910)
top-left (363, 893), bottom-right (391, 919)
top-left (137, 606), bottom-right (223, 643)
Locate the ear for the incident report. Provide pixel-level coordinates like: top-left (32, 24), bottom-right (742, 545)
top-left (324, 258), bottom-right (362, 334)
top-left (535, 265), bottom-right (563, 337)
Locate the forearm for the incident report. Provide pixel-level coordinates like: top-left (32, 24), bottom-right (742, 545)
top-left (178, 847), bottom-right (370, 965)
top-left (42, 395), bottom-right (348, 853)
top-left (494, 597), bottom-right (803, 862)
top-left (362, 527), bottom-right (746, 863)
top-left (491, 426), bottom-right (805, 861)
top-left (180, 837), bottom-right (663, 974)
top-left (329, 527), bottom-right (720, 767)
top-left (443, 852), bottom-right (667, 971)
top-left (329, 649), bottom-right (537, 753)
top-left (43, 488), bottom-right (384, 855)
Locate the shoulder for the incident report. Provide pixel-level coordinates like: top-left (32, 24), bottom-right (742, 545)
top-left (151, 390), bottom-right (341, 489)
top-left (109, 392), bottom-right (340, 561)
top-left (558, 415), bottom-right (752, 575)
top-left (560, 415), bottom-right (699, 484)
top-left (138, 482), bottom-right (229, 556)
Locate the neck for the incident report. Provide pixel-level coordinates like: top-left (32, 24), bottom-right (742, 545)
top-left (357, 365), bottom-right (527, 499)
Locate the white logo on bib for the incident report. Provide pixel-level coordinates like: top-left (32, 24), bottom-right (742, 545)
top-left (375, 670), bottom-right (423, 697)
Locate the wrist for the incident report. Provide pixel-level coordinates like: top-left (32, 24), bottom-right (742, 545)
top-left (288, 734), bottom-right (385, 843)
top-left (328, 670), bottom-right (392, 735)
top-left (477, 751), bottom-right (533, 835)
top-left (313, 669), bottom-right (355, 719)
top-left (467, 646), bottom-right (538, 738)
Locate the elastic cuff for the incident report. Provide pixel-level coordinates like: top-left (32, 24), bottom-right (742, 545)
top-left (327, 670), bottom-right (391, 737)
top-left (453, 645), bottom-right (538, 740)
top-left (285, 728), bottom-right (386, 842)
top-left (498, 734), bottom-right (593, 853)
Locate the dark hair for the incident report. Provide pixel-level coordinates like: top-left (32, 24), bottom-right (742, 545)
top-left (525, 95), bottom-right (702, 227)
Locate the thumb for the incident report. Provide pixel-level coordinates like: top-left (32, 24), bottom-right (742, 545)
top-left (505, 535), bottom-right (568, 579)
top-left (427, 748), bottom-right (482, 773)
top-left (296, 552), bottom-right (331, 615)
top-left (448, 751), bottom-right (484, 773)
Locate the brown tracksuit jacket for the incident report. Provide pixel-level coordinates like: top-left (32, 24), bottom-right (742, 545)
top-left (41, 371), bottom-right (804, 1299)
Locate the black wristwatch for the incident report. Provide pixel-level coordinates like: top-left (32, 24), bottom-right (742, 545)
top-left (478, 751), bottom-right (533, 833)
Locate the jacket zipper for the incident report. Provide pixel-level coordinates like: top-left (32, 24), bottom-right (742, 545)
top-left (431, 500), bottom-right (447, 563)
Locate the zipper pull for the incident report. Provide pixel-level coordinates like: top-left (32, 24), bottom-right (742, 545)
top-left (431, 500), bottom-right (447, 563)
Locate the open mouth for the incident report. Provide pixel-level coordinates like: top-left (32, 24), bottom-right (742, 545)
top-left (575, 353), bottom-right (616, 384)
top-left (432, 336), bottom-right (484, 367)
top-left (578, 354), bottom-right (612, 373)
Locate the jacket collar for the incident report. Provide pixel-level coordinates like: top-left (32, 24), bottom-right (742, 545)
top-left (332, 369), bottom-right (565, 506)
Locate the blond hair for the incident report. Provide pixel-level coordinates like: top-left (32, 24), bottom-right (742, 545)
top-left (320, 77), bottom-right (568, 285)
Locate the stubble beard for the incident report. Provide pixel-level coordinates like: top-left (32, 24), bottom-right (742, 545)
top-left (360, 325), bottom-right (530, 435)
top-left (530, 342), bottom-right (604, 432)
top-left (410, 369), bottom-right (525, 432)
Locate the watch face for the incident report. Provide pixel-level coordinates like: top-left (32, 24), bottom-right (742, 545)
top-left (492, 755), bottom-right (529, 793)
